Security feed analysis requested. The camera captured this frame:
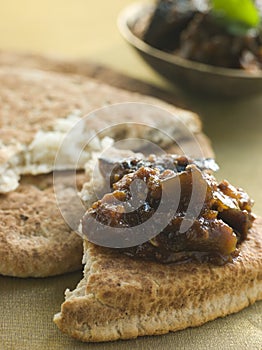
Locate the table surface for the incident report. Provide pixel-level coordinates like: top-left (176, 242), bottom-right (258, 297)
top-left (0, 1), bottom-right (262, 349)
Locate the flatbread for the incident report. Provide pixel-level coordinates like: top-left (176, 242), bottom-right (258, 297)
top-left (0, 66), bottom-right (204, 193)
top-left (0, 172), bottom-right (86, 277)
top-left (54, 218), bottom-right (262, 342)
top-left (0, 53), bottom-right (211, 278)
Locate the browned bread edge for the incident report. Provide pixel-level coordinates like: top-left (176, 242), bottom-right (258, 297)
top-left (54, 218), bottom-right (262, 342)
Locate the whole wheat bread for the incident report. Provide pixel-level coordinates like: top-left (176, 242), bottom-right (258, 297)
top-left (54, 218), bottom-right (262, 342)
top-left (0, 172), bottom-right (88, 277)
top-left (0, 55), bottom-right (207, 277)
top-left (0, 66), bottom-right (204, 193)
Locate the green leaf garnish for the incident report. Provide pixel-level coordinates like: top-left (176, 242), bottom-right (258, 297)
top-left (211, 0), bottom-right (260, 29)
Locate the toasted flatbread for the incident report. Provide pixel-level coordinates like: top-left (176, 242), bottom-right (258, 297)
top-left (0, 66), bottom-right (205, 193)
top-left (0, 54), bottom-right (212, 278)
top-left (0, 172), bottom-right (87, 277)
top-left (54, 218), bottom-right (262, 342)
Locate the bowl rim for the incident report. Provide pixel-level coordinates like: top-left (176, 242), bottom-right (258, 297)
top-left (117, 2), bottom-right (262, 80)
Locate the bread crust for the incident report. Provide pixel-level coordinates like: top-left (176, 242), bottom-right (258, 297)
top-left (0, 172), bottom-right (87, 277)
top-left (54, 218), bottom-right (262, 342)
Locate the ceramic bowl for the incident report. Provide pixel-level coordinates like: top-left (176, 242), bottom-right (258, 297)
top-left (118, 2), bottom-right (262, 97)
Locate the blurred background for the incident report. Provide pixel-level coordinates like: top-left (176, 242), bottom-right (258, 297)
top-left (0, 0), bottom-right (165, 86)
top-left (0, 0), bottom-right (262, 214)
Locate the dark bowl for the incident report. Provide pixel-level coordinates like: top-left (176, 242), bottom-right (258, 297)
top-left (118, 2), bottom-right (262, 97)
